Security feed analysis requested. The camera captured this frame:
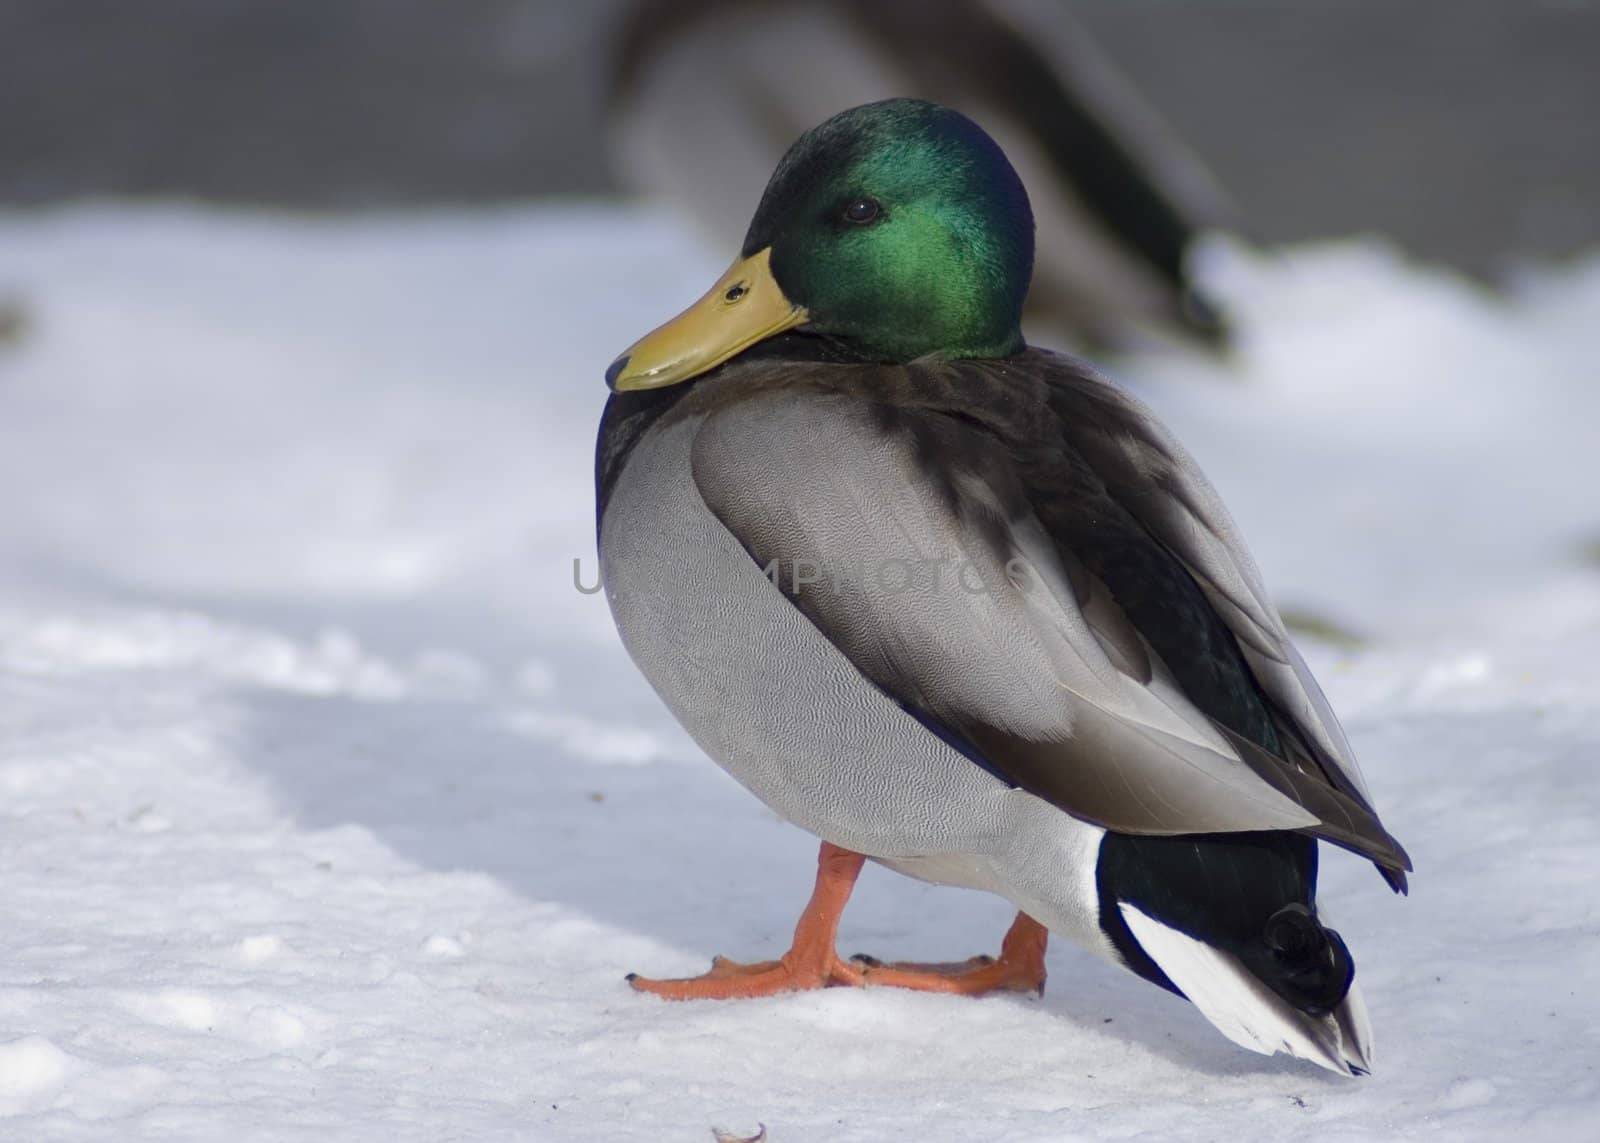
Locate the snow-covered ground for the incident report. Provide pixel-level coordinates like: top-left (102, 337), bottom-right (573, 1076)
top-left (0, 205), bottom-right (1597, 1140)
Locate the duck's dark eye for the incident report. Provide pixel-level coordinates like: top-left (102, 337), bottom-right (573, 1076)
top-left (843, 198), bottom-right (881, 225)
top-left (723, 283), bottom-right (748, 303)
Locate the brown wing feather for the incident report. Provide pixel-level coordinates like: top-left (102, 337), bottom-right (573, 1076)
top-left (688, 350), bottom-right (1410, 882)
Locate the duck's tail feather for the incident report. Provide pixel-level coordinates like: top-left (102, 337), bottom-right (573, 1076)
top-left (1119, 901), bottom-right (1374, 1076)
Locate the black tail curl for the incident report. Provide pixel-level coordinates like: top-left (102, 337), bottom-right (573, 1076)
top-left (1262, 903), bottom-right (1355, 1015)
top-left (1097, 830), bottom-right (1360, 1018)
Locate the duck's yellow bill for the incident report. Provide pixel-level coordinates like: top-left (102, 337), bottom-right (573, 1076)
top-left (605, 248), bottom-right (808, 392)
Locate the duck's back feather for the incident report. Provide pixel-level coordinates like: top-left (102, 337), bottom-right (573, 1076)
top-left (679, 347), bottom-right (1409, 883)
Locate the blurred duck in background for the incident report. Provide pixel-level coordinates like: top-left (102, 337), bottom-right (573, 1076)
top-left (609, 0), bottom-right (1236, 355)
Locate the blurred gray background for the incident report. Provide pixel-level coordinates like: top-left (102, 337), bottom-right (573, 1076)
top-left (2, 0), bottom-right (1596, 276)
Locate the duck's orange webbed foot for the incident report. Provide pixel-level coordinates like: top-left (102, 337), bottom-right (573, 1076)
top-left (627, 948), bottom-right (864, 999)
top-left (853, 911), bottom-right (1048, 996)
top-left (628, 842), bottom-right (868, 1000)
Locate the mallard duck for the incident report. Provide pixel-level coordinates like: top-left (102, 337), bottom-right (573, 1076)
top-left (609, 0), bottom-right (1231, 354)
top-left (597, 99), bottom-right (1409, 1075)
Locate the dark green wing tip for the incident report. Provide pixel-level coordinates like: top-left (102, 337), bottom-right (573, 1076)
top-left (1328, 822), bottom-right (1411, 896)
top-left (1363, 824), bottom-right (1412, 895)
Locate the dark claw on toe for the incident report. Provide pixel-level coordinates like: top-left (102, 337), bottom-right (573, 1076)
top-left (850, 953), bottom-right (883, 968)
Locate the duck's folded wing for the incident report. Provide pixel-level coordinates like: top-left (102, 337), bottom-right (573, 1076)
top-left (690, 378), bottom-right (1409, 877)
top-left (1035, 364), bottom-right (1378, 810)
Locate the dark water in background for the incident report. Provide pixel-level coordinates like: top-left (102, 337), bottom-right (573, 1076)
top-left (2, 0), bottom-right (1595, 276)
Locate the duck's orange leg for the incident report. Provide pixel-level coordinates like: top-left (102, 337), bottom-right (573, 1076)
top-left (854, 911), bottom-right (1049, 996)
top-left (628, 842), bottom-right (868, 999)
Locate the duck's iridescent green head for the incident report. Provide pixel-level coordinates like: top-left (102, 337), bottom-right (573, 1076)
top-left (746, 99), bottom-right (1035, 361)
top-left (608, 99), bottom-right (1035, 391)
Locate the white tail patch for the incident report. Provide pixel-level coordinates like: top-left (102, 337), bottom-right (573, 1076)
top-left (1119, 902), bottom-right (1374, 1076)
